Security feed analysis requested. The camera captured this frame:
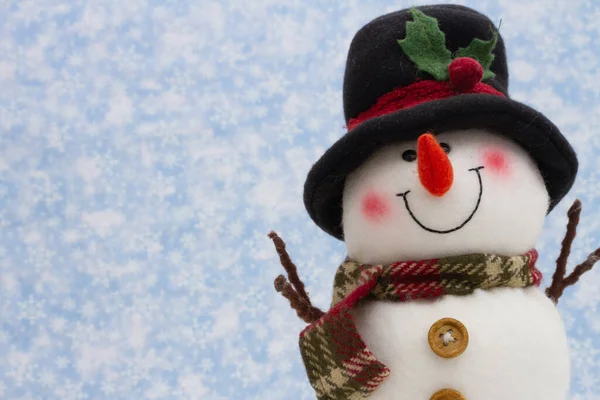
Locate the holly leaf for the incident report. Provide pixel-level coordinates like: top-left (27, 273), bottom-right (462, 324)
top-left (455, 28), bottom-right (499, 80)
top-left (397, 8), bottom-right (453, 81)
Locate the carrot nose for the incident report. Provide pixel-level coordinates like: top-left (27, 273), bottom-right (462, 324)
top-left (417, 133), bottom-right (454, 196)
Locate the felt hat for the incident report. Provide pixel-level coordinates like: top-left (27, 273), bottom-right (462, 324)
top-left (303, 4), bottom-right (578, 240)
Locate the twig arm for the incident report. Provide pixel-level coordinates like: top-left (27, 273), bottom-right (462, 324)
top-left (268, 231), bottom-right (311, 304)
top-left (269, 231), bottom-right (324, 324)
top-left (546, 200), bottom-right (581, 303)
top-left (546, 200), bottom-right (598, 304)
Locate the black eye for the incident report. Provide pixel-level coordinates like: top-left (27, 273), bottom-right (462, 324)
top-left (440, 143), bottom-right (451, 153)
top-left (402, 149), bottom-right (417, 162)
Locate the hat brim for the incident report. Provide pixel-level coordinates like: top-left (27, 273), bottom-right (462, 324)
top-left (303, 93), bottom-right (578, 241)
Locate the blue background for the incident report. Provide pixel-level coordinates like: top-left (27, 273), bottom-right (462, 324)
top-left (0, 0), bottom-right (598, 399)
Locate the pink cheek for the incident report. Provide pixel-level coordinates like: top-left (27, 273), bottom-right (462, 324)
top-left (361, 191), bottom-right (391, 223)
top-left (482, 148), bottom-right (511, 177)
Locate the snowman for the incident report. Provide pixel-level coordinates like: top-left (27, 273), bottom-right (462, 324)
top-left (270, 4), bottom-right (597, 400)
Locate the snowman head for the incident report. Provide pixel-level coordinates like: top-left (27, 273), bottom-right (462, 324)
top-left (342, 129), bottom-right (549, 264)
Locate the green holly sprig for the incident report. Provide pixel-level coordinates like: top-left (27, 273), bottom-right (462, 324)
top-left (397, 8), bottom-right (499, 81)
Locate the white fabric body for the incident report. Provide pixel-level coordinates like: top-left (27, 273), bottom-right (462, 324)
top-left (350, 287), bottom-right (570, 400)
top-left (340, 129), bottom-right (570, 399)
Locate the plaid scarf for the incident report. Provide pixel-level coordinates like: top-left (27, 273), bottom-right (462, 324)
top-left (299, 250), bottom-right (541, 400)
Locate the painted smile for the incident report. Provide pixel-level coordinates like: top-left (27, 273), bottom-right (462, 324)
top-left (396, 166), bottom-right (485, 234)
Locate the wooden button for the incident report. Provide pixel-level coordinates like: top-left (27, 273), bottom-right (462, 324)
top-left (430, 388), bottom-right (466, 400)
top-left (428, 317), bottom-right (469, 358)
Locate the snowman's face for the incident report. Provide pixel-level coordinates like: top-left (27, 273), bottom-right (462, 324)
top-left (342, 129), bottom-right (549, 264)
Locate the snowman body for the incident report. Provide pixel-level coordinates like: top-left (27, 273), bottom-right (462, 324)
top-left (341, 129), bottom-right (571, 399)
top-left (351, 288), bottom-right (570, 399)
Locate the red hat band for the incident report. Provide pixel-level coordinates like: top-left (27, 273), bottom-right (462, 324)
top-left (347, 79), bottom-right (505, 132)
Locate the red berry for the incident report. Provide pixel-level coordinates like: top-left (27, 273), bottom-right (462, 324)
top-left (448, 57), bottom-right (483, 92)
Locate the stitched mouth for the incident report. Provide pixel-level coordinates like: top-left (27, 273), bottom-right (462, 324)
top-left (396, 166), bottom-right (484, 234)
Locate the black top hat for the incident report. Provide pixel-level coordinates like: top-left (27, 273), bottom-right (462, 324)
top-left (303, 4), bottom-right (578, 240)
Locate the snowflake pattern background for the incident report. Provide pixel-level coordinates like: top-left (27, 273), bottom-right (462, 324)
top-left (0, 0), bottom-right (599, 399)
